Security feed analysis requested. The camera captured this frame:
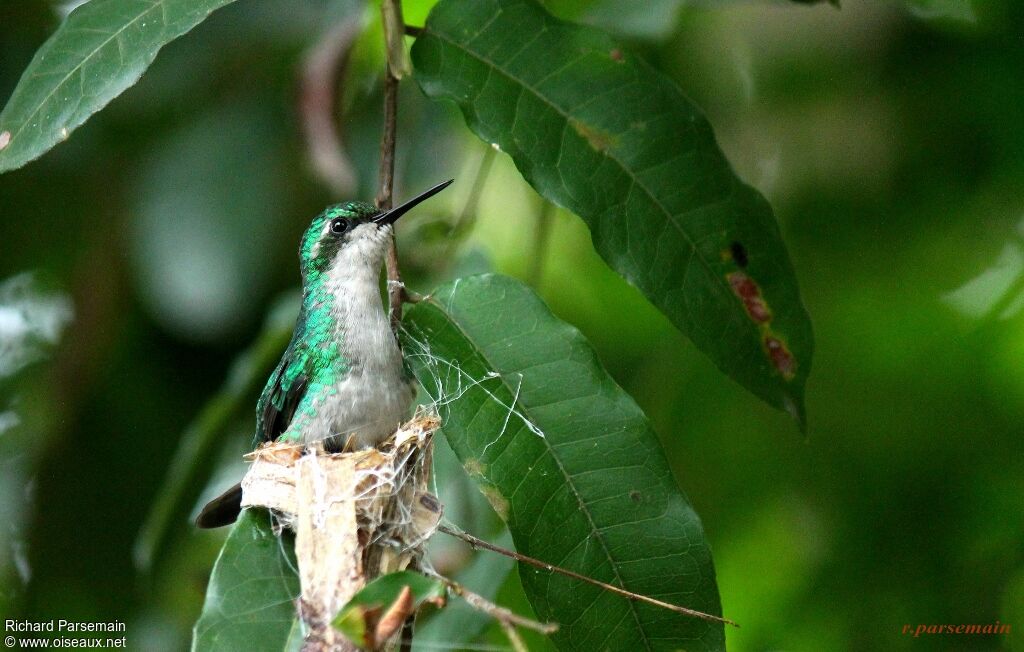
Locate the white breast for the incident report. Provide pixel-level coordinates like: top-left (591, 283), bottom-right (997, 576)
top-left (300, 223), bottom-right (414, 448)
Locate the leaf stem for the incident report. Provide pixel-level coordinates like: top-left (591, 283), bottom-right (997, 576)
top-left (443, 146), bottom-right (496, 263)
top-left (528, 199), bottom-right (555, 287)
top-left (438, 523), bottom-right (739, 628)
top-left (499, 621), bottom-right (529, 652)
top-left (423, 568), bottom-right (558, 636)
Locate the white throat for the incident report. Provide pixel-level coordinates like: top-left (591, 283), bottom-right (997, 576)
top-left (323, 223), bottom-right (396, 368)
top-left (311, 223), bottom-right (412, 447)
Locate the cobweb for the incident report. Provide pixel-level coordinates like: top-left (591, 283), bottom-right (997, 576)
top-left (398, 321), bottom-right (545, 451)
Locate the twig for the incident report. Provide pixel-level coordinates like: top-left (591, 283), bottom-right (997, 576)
top-left (376, 0), bottom-right (406, 331)
top-left (380, 0), bottom-right (412, 78)
top-left (443, 146), bottom-right (496, 263)
top-left (404, 24), bottom-right (424, 38)
top-left (375, 67), bottom-right (398, 213)
top-left (499, 622), bottom-right (528, 652)
top-left (424, 569), bottom-right (558, 636)
top-left (528, 199), bottom-right (555, 287)
top-left (299, 18), bottom-right (360, 196)
top-left (438, 523), bottom-right (739, 628)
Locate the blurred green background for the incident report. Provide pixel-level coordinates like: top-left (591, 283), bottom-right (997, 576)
top-left (1, 0), bottom-right (1022, 650)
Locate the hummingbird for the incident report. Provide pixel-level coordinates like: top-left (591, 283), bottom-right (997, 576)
top-left (196, 179), bottom-right (453, 528)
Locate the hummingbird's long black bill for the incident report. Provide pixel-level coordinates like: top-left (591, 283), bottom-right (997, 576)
top-left (374, 179), bottom-right (453, 225)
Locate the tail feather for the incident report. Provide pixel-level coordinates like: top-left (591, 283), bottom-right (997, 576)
top-left (196, 483), bottom-right (243, 528)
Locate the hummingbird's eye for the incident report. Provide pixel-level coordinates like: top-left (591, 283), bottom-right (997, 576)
top-left (330, 218), bottom-right (350, 235)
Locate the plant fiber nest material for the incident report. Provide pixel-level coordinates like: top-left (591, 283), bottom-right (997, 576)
top-left (239, 410), bottom-right (443, 651)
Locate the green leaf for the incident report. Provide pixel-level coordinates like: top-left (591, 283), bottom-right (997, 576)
top-left (401, 274), bottom-right (725, 652)
top-left (411, 0), bottom-right (813, 422)
top-left (192, 509), bottom-right (301, 652)
top-left (333, 571), bottom-right (445, 649)
top-left (0, 0), bottom-right (240, 173)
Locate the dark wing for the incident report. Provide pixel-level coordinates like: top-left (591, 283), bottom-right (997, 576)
top-left (255, 345), bottom-right (308, 445)
top-left (197, 344), bottom-right (308, 529)
top-left (195, 483), bottom-right (242, 529)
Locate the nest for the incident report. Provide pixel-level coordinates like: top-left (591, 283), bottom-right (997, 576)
top-left (239, 409), bottom-right (443, 651)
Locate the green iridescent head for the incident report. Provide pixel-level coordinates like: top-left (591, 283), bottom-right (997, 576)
top-left (298, 180), bottom-right (453, 279)
top-left (299, 201), bottom-right (378, 275)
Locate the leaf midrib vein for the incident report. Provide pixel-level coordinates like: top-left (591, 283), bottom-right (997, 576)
top-left (2, 0), bottom-right (164, 149)
top-left (424, 26), bottom-right (747, 342)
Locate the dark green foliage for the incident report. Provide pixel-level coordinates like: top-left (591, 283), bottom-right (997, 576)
top-left (191, 509), bottom-right (301, 651)
top-left (402, 274), bottom-right (723, 651)
top-left (2, 1), bottom-right (1021, 651)
top-left (0, 0), bottom-right (241, 173)
top-left (412, 0), bottom-right (814, 422)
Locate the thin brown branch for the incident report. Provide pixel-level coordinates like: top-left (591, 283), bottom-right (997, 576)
top-left (299, 19), bottom-right (360, 196)
top-left (404, 24), bottom-right (424, 38)
top-left (375, 0), bottom-right (406, 331)
top-left (425, 569), bottom-right (558, 636)
top-left (438, 523), bottom-right (739, 628)
top-left (375, 67), bottom-right (399, 213)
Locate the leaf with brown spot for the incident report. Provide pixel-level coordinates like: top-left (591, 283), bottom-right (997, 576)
top-left (413, 0), bottom-right (814, 424)
top-left (569, 117), bottom-right (618, 152)
top-left (727, 272), bottom-right (773, 324)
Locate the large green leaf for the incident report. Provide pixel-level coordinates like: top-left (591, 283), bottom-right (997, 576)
top-left (401, 274), bottom-right (724, 652)
top-left (192, 509), bottom-right (302, 651)
top-left (0, 0), bottom-right (239, 173)
top-left (411, 0), bottom-right (813, 422)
